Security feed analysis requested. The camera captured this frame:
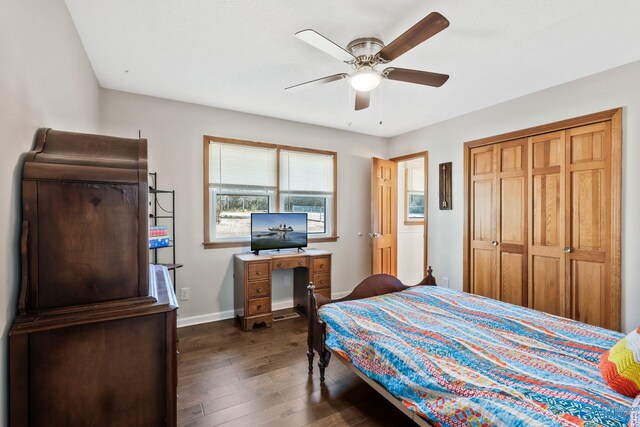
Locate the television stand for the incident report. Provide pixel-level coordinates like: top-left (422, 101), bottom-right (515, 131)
top-left (233, 249), bottom-right (332, 331)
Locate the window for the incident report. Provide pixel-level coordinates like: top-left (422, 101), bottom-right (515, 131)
top-left (404, 159), bottom-right (425, 224)
top-left (204, 137), bottom-right (337, 246)
top-left (280, 150), bottom-right (334, 235)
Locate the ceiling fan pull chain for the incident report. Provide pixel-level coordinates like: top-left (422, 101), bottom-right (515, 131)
top-left (379, 83), bottom-right (383, 125)
top-left (347, 85), bottom-right (353, 126)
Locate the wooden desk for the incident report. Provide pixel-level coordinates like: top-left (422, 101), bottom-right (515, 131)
top-left (234, 249), bottom-right (331, 331)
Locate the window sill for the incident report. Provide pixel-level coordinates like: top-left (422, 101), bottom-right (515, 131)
top-left (203, 236), bottom-right (339, 249)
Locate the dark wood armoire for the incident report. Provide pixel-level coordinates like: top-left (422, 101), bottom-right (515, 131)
top-left (9, 128), bottom-right (178, 427)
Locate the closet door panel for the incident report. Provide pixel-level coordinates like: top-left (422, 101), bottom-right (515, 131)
top-left (501, 252), bottom-right (524, 305)
top-left (473, 248), bottom-right (496, 299)
top-left (528, 132), bottom-right (566, 317)
top-left (473, 180), bottom-right (494, 241)
top-left (470, 146), bottom-right (497, 299)
top-left (570, 259), bottom-right (605, 327)
top-left (531, 256), bottom-right (562, 315)
top-left (531, 174), bottom-right (561, 246)
top-left (500, 178), bottom-right (524, 244)
top-left (571, 169), bottom-right (605, 251)
top-left (566, 122), bottom-right (612, 329)
top-left (497, 139), bottom-right (527, 306)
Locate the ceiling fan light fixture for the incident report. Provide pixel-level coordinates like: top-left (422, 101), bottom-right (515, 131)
top-left (350, 69), bottom-right (382, 92)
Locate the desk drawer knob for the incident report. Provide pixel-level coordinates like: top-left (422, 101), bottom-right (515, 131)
top-left (256, 287), bottom-right (262, 293)
top-left (257, 305), bottom-right (262, 310)
top-left (277, 262), bottom-right (282, 267)
top-left (257, 271), bottom-right (262, 275)
top-left (298, 261), bottom-right (304, 265)
top-left (320, 264), bottom-right (325, 268)
top-left (319, 280), bottom-right (324, 285)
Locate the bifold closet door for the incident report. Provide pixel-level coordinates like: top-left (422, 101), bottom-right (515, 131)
top-left (469, 145), bottom-right (497, 299)
top-left (565, 122), bottom-right (614, 329)
top-left (528, 131), bottom-right (567, 317)
top-left (470, 140), bottom-right (526, 304)
top-left (496, 139), bottom-right (527, 306)
top-left (528, 123), bottom-right (616, 329)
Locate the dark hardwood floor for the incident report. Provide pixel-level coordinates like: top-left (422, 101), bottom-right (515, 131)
top-left (177, 310), bottom-right (416, 427)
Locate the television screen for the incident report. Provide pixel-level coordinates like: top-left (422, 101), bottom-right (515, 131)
top-left (251, 213), bottom-right (308, 253)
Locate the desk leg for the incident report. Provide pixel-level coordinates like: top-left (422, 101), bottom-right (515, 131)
top-left (243, 314), bottom-right (272, 331)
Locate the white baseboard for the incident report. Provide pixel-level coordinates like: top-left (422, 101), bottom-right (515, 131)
top-left (331, 291), bottom-right (351, 299)
top-left (177, 290), bottom-right (354, 328)
top-left (177, 310), bottom-right (235, 328)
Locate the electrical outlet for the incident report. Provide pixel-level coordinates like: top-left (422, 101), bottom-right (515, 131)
top-left (442, 277), bottom-right (449, 288)
top-left (180, 287), bottom-right (190, 301)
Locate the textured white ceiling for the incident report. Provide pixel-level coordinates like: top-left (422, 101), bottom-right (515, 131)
top-left (65, 0), bottom-right (640, 137)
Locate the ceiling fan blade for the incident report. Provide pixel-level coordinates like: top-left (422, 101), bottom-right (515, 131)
top-left (384, 68), bottom-right (449, 87)
top-left (295, 29), bottom-right (356, 63)
top-left (285, 73), bottom-right (348, 92)
top-left (378, 12), bottom-right (449, 61)
top-left (355, 90), bottom-right (370, 111)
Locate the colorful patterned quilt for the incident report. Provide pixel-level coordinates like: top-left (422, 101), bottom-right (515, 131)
top-left (318, 286), bottom-right (634, 426)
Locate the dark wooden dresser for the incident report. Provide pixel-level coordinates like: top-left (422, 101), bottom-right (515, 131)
top-left (9, 129), bottom-right (178, 427)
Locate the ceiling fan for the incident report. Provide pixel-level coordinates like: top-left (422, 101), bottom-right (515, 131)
top-left (286, 12), bottom-right (450, 111)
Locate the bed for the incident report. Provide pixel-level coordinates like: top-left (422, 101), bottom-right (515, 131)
top-left (306, 270), bottom-right (634, 426)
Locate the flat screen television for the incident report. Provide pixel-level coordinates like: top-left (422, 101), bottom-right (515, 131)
top-left (251, 213), bottom-right (308, 255)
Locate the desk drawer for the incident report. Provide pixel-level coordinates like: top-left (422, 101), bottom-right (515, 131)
top-left (272, 257), bottom-right (308, 270)
top-left (312, 257), bottom-right (331, 273)
top-left (248, 297), bottom-right (270, 316)
top-left (248, 280), bottom-right (270, 298)
top-left (313, 273), bottom-right (331, 289)
top-left (247, 262), bottom-right (270, 281)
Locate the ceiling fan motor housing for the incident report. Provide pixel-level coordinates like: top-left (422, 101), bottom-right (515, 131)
top-left (347, 37), bottom-right (386, 66)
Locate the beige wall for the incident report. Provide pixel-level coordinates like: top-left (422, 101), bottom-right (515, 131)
top-left (389, 60), bottom-right (640, 332)
top-left (99, 89), bottom-right (388, 325)
top-left (0, 0), bottom-right (100, 424)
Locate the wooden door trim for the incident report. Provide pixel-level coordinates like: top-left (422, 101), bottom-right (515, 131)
top-left (610, 109), bottom-right (622, 330)
top-left (463, 108), bottom-right (622, 305)
top-left (389, 151), bottom-right (429, 276)
top-left (464, 108), bottom-right (621, 149)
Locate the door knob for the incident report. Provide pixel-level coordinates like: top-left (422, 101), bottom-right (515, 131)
top-left (563, 247), bottom-right (573, 253)
top-left (368, 233), bottom-right (380, 238)
top-left (491, 240), bottom-right (498, 246)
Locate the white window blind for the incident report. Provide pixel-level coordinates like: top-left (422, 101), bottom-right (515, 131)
top-left (406, 160), bottom-right (424, 193)
top-left (209, 142), bottom-right (277, 189)
top-left (280, 150), bottom-right (333, 194)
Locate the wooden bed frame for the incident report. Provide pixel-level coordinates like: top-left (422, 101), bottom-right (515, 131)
top-left (306, 268), bottom-right (437, 426)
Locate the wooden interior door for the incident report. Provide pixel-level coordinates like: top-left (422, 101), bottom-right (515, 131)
top-left (565, 122), bottom-right (615, 329)
top-left (497, 139), bottom-right (527, 306)
top-left (528, 131), bottom-right (567, 317)
top-left (371, 158), bottom-right (397, 275)
top-left (469, 146), bottom-right (497, 299)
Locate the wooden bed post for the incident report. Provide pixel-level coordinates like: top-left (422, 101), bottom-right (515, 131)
top-left (306, 283), bottom-right (315, 373)
top-left (416, 266), bottom-right (436, 286)
top-left (307, 282), bottom-right (332, 382)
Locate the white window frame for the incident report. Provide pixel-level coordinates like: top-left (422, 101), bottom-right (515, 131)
top-left (280, 193), bottom-right (333, 236)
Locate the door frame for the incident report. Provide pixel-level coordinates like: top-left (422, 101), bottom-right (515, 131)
top-left (389, 151), bottom-right (429, 277)
top-left (463, 108), bottom-right (622, 306)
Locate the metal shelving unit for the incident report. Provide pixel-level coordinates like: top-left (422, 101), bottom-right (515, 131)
top-left (149, 172), bottom-right (182, 289)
